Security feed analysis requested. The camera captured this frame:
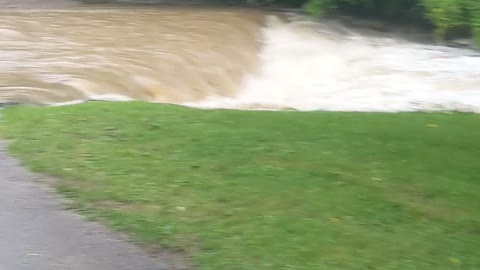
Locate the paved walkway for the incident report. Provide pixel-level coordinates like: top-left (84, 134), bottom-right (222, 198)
top-left (0, 141), bottom-right (169, 270)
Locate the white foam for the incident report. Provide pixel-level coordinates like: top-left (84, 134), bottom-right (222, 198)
top-left (49, 100), bottom-right (85, 107)
top-left (185, 21), bottom-right (480, 112)
top-left (87, 94), bottom-right (134, 102)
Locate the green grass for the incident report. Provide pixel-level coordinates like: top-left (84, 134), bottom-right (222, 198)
top-left (1, 102), bottom-right (479, 270)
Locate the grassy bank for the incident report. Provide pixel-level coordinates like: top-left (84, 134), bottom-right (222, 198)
top-left (1, 102), bottom-right (479, 270)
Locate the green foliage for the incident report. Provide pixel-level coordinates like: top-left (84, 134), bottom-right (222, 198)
top-left (465, 0), bottom-right (480, 46)
top-left (303, 0), bottom-right (480, 44)
top-left (228, 0), bottom-right (480, 43)
top-left (473, 22), bottom-right (480, 46)
top-left (422, 0), bottom-right (466, 40)
top-left (304, 0), bottom-right (334, 15)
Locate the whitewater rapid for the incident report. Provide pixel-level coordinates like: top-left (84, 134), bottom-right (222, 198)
top-left (1, 3), bottom-right (480, 112)
top-left (184, 17), bottom-right (480, 112)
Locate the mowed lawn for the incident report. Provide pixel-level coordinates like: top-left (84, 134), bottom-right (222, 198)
top-left (1, 102), bottom-right (479, 270)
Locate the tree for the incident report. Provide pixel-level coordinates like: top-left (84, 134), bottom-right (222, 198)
top-left (304, 0), bottom-right (480, 45)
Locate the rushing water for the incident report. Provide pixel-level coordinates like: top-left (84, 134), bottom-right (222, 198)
top-left (1, 0), bottom-right (480, 112)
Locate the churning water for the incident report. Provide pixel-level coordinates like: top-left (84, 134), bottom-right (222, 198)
top-left (1, 0), bottom-right (480, 112)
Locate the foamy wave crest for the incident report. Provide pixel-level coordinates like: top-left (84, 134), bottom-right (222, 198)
top-left (185, 17), bottom-right (480, 112)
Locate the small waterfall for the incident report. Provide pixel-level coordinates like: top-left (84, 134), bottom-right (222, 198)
top-left (1, 0), bottom-right (480, 112)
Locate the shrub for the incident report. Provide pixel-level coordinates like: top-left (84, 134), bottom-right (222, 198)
top-left (304, 0), bottom-right (480, 45)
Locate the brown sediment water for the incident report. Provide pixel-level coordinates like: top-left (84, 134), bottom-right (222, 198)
top-left (1, 0), bottom-right (480, 112)
top-left (0, 0), bottom-right (264, 105)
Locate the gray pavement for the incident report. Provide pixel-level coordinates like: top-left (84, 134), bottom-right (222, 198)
top-left (0, 141), bottom-right (171, 270)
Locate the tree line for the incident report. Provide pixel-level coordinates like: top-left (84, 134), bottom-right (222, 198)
top-left (241, 0), bottom-right (480, 45)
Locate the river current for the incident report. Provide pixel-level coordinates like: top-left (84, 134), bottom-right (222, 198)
top-left (1, 0), bottom-right (480, 112)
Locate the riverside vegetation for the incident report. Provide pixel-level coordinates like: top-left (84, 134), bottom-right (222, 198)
top-left (243, 0), bottom-right (480, 45)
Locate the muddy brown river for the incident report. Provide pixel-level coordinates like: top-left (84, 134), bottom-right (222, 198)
top-left (1, 0), bottom-right (480, 112)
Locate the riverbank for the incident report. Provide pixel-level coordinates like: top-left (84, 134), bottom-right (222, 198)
top-left (1, 102), bottom-right (479, 270)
